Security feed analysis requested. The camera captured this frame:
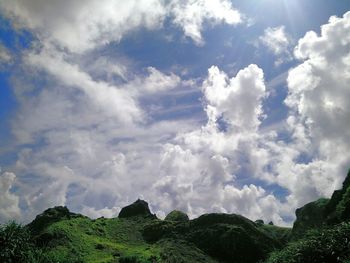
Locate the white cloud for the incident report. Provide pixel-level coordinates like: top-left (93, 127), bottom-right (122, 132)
top-left (126, 67), bottom-right (181, 94)
top-left (0, 172), bottom-right (21, 222)
top-left (24, 45), bottom-right (146, 126)
top-left (0, 43), bottom-right (12, 64)
top-left (170, 0), bottom-right (242, 45)
top-left (8, 56), bottom-right (290, 225)
top-left (6, 41), bottom-right (199, 222)
top-left (81, 205), bottom-right (120, 219)
top-left (202, 64), bottom-right (266, 132)
top-left (151, 142), bottom-right (291, 225)
top-left (148, 64), bottom-right (293, 224)
top-left (84, 56), bottom-right (130, 82)
top-left (2, 0), bottom-right (350, 229)
top-left (0, 0), bottom-right (243, 51)
top-left (259, 26), bottom-right (292, 65)
top-left (1, 0), bottom-right (286, 226)
top-left (287, 11), bottom-right (350, 163)
top-left (267, 11), bottom-right (350, 207)
top-left (144, 67), bottom-right (181, 93)
top-left (0, 0), bottom-right (166, 53)
top-left (222, 184), bottom-right (291, 226)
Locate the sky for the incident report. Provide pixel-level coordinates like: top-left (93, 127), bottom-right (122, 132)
top-left (0, 0), bottom-right (349, 226)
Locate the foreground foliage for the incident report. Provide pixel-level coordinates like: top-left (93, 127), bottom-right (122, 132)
top-left (0, 221), bottom-right (44, 262)
top-left (265, 222), bottom-right (350, 263)
top-left (265, 170), bottom-right (350, 263)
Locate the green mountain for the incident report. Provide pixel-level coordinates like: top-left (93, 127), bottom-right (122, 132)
top-left (1, 170), bottom-right (350, 263)
top-left (21, 200), bottom-right (290, 263)
top-left (267, 170), bottom-right (350, 263)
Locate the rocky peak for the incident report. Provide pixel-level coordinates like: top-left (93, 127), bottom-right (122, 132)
top-left (118, 199), bottom-right (156, 219)
top-left (28, 206), bottom-right (83, 235)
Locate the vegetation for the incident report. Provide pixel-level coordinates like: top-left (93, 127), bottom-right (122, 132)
top-left (291, 197), bottom-right (329, 238)
top-left (265, 170), bottom-right (350, 263)
top-left (164, 210), bottom-right (189, 222)
top-left (0, 221), bottom-right (44, 262)
top-left (1, 170), bottom-right (350, 262)
top-left (265, 222), bottom-right (350, 263)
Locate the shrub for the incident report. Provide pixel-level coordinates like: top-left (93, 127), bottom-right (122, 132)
top-left (265, 222), bottom-right (350, 263)
top-left (119, 255), bottom-right (147, 263)
top-left (0, 221), bottom-right (43, 262)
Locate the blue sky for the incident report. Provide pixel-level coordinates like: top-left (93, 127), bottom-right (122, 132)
top-left (0, 0), bottom-right (350, 225)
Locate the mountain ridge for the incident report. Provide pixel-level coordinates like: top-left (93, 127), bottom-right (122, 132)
top-left (1, 170), bottom-right (350, 262)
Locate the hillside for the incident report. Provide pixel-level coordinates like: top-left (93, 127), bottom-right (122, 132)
top-left (1, 170), bottom-right (350, 263)
top-left (22, 199), bottom-right (290, 263)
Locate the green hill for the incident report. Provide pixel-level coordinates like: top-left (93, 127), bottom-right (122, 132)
top-left (1, 170), bottom-right (350, 263)
top-left (266, 170), bottom-right (350, 263)
top-left (0, 201), bottom-right (290, 263)
top-left (26, 202), bottom-right (289, 263)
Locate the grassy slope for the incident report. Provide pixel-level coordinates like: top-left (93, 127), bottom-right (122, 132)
top-left (36, 216), bottom-right (216, 263)
top-left (37, 216), bottom-right (157, 262)
top-left (35, 215), bottom-right (292, 263)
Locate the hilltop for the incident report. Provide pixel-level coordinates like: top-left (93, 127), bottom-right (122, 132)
top-left (1, 170), bottom-right (350, 263)
top-left (21, 200), bottom-right (289, 263)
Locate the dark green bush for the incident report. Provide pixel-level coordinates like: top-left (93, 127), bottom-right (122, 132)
top-left (265, 222), bottom-right (350, 263)
top-left (164, 210), bottom-right (189, 222)
top-left (0, 221), bottom-right (43, 263)
top-left (119, 255), bottom-right (149, 263)
top-left (335, 186), bottom-right (350, 221)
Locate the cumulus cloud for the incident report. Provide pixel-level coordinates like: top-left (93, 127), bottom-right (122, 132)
top-left (0, 172), bottom-right (21, 222)
top-left (202, 64), bottom-right (266, 132)
top-left (266, 11), bottom-right (350, 207)
top-left (8, 53), bottom-right (290, 224)
top-left (148, 64), bottom-right (294, 224)
top-left (170, 0), bottom-right (242, 45)
top-left (0, 0), bottom-right (166, 53)
top-left (2, 0), bottom-right (350, 228)
top-left (163, 10), bottom-right (350, 221)
top-left (1, 0), bottom-right (285, 225)
top-left (0, 0), bottom-right (243, 51)
top-left (259, 26), bottom-right (292, 65)
top-left (288, 11), bottom-right (350, 157)
top-left (6, 41), bottom-right (198, 222)
top-left (153, 144), bottom-right (231, 215)
top-left (222, 184), bottom-right (291, 225)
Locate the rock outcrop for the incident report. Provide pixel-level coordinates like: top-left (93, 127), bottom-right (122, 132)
top-left (292, 198), bottom-right (329, 238)
top-left (292, 170), bottom-right (350, 237)
top-left (28, 206), bottom-right (83, 235)
top-left (118, 199), bottom-right (156, 219)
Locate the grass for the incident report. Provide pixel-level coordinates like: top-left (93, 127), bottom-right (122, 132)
top-left (37, 216), bottom-right (161, 263)
top-left (32, 212), bottom-right (290, 263)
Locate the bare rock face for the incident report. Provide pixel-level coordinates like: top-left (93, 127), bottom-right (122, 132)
top-left (118, 199), bottom-right (156, 219)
